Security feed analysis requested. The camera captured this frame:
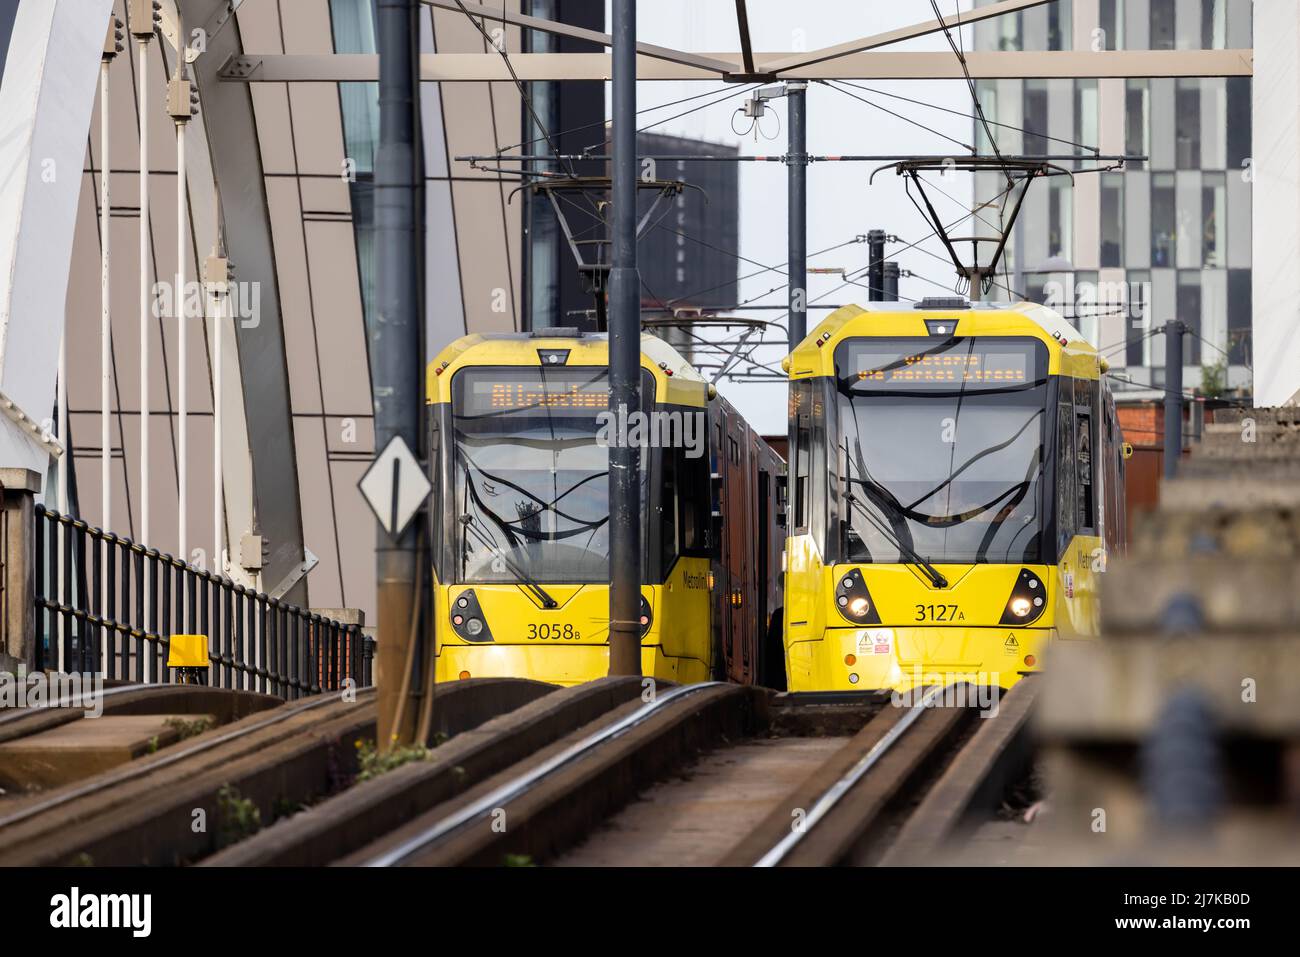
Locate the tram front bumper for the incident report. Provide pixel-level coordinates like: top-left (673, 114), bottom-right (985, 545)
top-left (787, 625), bottom-right (1053, 693)
top-left (436, 642), bottom-right (670, 687)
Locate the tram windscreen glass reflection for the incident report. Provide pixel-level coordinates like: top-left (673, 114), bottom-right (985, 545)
top-left (451, 367), bottom-right (647, 584)
top-left (835, 337), bottom-right (1048, 565)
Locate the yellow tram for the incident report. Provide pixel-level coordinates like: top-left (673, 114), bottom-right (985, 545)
top-left (426, 328), bottom-right (784, 687)
top-left (781, 299), bottom-right (1127, 693)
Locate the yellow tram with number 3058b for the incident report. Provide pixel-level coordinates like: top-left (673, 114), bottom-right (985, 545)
top-left (425, 328), bottom-right (785, 688)
top-left (781, 299), bottom-right (1128, 693)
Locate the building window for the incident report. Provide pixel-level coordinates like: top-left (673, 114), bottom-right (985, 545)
top-left (1202, 0), bottom-right (1227, 49)
top-left (1152, 174), bottom-right (1176, 267)
top-left (1150, 0), bottom-right (1176, 50)
top-left (1075, 80), bottom-right (1098, 152)
top-left (1226, 77), bottom-right (1251, 170)
top-left (1175, 79), bottom-right (1201, 169)
top-left (330, 0), bottom-right (379, 330)
top-left (1202, 173), bottom-right (1226, 268)
top-left (1100, 173), bottom-right (1124, 268)
top-left (974, 0), bottom-right (1019, 51)
top-left (999, 11), bottom-right (1022, 51)
top-left (1074, 270), bottom-right (1100, 345)
top-left (1024, 80), bottom-right (1049, 154)
top-left (1048, 177), bottom-right (1072, 260)
top-left (1126, 270), bottom-right (1151, 367)
top-left (1125, 80), bottom-right (1149, 170)
top-left (1099, 0), bottom-right (1123, 50)
top-left (1047, 0), bottom-right (1072, 51)
top-left (1227, 269), bottom-right (1251, 366)
top-left (1177, 271), bottom-right (1202, 365)
top-left (975, 81), bottom-right (999, 154)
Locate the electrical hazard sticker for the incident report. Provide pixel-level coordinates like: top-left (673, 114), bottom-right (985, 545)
top-left (857, 629), bottom-right (893, 656)
top-left (1004, 634), bottom-right (1019, 655)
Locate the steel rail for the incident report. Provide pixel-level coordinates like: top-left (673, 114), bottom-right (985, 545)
top-left (0, 690), bottom-right (370, 831)
top-left (365, 682), bottom-right (726, 866)
top-left (0, 683), bottom-right (159, 726)
top-left (753, 685), bottom-right (945, 867)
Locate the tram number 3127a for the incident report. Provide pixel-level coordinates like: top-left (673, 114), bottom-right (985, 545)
top-left (914, 604), bottom-right (965, 623)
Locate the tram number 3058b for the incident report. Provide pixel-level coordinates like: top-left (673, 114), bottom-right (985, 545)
top-left (914, 604), bottom-right (965, 623)
top-left (526, 623), bottom-right (581, 641)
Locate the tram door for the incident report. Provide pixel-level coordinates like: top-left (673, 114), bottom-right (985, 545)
top-left (723, 413), bottom-right (752, 682)
top-left (757, 466), bottom-right (770, 659)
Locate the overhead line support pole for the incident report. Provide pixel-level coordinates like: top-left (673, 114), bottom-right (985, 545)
top-left (1164, 320), bottom-right (1185, 479)
top-left (786, 80), bottom-right (808, 348)
top-left (607, 0), bottom-right (642, 677)
top-left (374, 0), bottom-right (424, 742)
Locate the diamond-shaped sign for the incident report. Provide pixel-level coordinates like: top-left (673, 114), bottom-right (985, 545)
top-left (358, 436), bottom-right (432, 538)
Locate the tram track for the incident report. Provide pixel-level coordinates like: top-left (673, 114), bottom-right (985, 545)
top-left (0, 673), bottom-right (1036, 866)
top-left (0, 677), bottom-right (554, 866)
top-left (335, 678), bottom-right (1035, 868)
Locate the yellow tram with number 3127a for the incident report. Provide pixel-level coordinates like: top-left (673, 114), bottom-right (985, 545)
top-left (781, 299), bottom-right (1127, 693)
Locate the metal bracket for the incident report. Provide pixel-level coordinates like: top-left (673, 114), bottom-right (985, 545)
top-left (266, 547), bottom-right (319, 601)
top-left (204, 0), bottom-right (249, 46)
top-left (0, 390), bottom-right (64, 459)
top-left (217, 54), bottom-right (261, 79)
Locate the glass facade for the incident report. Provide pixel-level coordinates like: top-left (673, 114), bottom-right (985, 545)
top-left (329, 0), bottom-right (379, 331)
top-left (973, 0), bottom-right (1253, 393)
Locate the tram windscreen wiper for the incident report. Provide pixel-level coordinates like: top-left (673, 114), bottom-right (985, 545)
top-left (843, 477), bottom-right (948, 588)
top-left (459, 515), bottom-right (559, 608)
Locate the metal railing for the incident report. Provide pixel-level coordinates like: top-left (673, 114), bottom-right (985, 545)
top-left (33, 506), bottom-right (372, 698)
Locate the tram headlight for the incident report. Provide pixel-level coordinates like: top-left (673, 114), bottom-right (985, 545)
top-left (999, 569), bottom-right (1047, 626)
top-left (449, 589), bottom-right (494, 643)
top-left (834, 569), bottom-right (881, 625)
top-left (640, 595), bottom-right (652, 637)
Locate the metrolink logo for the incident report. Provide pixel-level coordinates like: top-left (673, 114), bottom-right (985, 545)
top-left (49, 888), bottom-right (151, 937)
top-left (595, 404), bottom-right (706, 459)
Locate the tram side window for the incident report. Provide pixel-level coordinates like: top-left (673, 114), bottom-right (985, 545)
top-left (1074, 378), bottom-right (1097, 533)
top-left (661, 444), bottom-right (678, 574)
top-left (791, 381), bottom-right (811, 531)
top-left (428, 410), bottom-right (442, 578)
top-left (1055, 380), bottom-right (1077, 555)
top-left (660, 421), bottom-right (711, 573)
top-left (677, 436), bottom-right (710, 557)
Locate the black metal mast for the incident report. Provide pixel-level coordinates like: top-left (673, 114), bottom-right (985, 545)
top-left (607, 0), bottom-right (641, 676)
top-left (374, 0), bottom-right (422, 742)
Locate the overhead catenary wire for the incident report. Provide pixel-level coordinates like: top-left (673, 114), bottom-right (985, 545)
top-left (450, 0), bottom-right (578, 178)
top-left (827, 79), bottom-right (1101, 157)
top-left (931, 0), bottom-right (1006, 174)
top-left (496, 81), bottom-right (762, 156)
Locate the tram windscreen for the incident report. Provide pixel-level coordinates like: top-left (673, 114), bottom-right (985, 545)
top-left (834, 337), bottom-right (1049, 565)
top-left (450, 366), bottom-right (650, 584)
